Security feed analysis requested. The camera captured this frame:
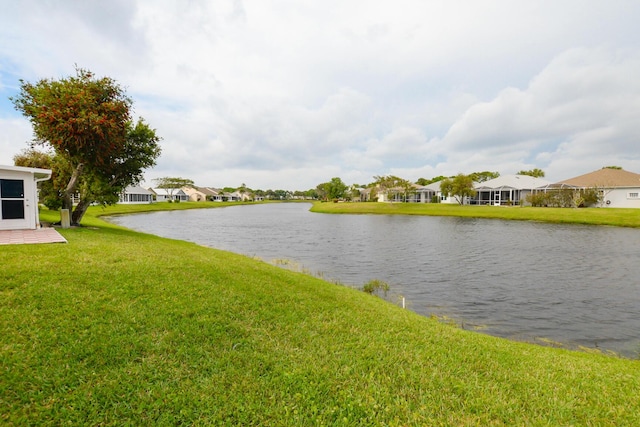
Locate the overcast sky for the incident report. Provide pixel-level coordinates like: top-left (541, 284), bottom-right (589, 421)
top-left (2, 1), bottom-right (640, 190)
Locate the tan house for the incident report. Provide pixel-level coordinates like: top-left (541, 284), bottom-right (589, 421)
top-left (197, 187), bottom-right (224, 202)
top-left (544, 168), bottom-right (640, 208)
top-left (225, 190), bottom-right (253, 202)
top-left (182, 186), bottom-right (207, 202)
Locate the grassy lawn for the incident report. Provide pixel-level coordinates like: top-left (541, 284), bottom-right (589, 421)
top-left (311, 201), bottom-right (640, 228)
top-left (1, 203), bottom-right (639, 425)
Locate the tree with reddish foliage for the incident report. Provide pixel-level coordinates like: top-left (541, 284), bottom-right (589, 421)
top-left (12, 68), bottom-right (161, 225)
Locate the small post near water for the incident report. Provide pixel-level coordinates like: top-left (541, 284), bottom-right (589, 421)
top-left (60, 209), bottom-right (70, 229)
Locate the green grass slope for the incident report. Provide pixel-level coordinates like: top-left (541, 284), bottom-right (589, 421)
top-left (311, 201), bottom-right (640, 228)
top-left (1, 207), bottom-right (639, 425)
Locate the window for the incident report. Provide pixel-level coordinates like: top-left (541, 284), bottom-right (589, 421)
top-left (0, 179), bottom-right (25, 220)
top-left (1, 179), bottom-right (24, 198)
top-left (628, 192), bottom-right (639, 199)
top-left (2, 200), bottom-right (24, 219)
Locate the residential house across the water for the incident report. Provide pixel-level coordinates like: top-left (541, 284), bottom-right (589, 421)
top-left (224, 190), bottom-right (253, 202)
top-left (119, 185), bottom-right (154, 204)
top-left (148, 187), bottom-right (189, 202)
top-left (473, 175), bottom-right (551, 206)
top-left (414, 182), bottom-right (460, 204)
top-left (197, 187), bottom-right (224, 202)
top-left (539, 168), bottom-right (640, 208)
top-left (182, 186), bottom-right (207, 202)
top-left (413, 175), bottom-right (551, 205)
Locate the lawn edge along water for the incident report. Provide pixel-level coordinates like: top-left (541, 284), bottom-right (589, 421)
top-left (1, 202), bottom-right (638, 425)
top-left (310, 201), bottom-right (640, 228)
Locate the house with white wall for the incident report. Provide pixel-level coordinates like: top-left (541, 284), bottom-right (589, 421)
top-left (119, 185), bottom-right (154, 204)
top-left (148, 188), bottom-right (189, 202)
top-left (414, 181), bottom-right (460, 204)
top-left (473, 175), bottom-right (552, 206)
top-left (413, 175), bottom-right (551, 205)
top-left (0, 164), bottom-right (52, 230)
top-left (543, 168), bottom-right (640, 208)
top-left (414, 182), bottom-right (441, 203)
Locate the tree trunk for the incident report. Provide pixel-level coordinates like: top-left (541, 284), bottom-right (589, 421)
top-left (62, 163), bottom-right (84, 211)
top-left (71, 197), bottom-right (92, 225)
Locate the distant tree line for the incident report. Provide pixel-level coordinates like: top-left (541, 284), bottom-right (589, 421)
top-left (144, 165), bottom-right (610, 209)
top-left (308, 169), bottom-right (552, 205)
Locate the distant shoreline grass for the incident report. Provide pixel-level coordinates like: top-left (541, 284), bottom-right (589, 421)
top-left (311, 201), bottom-right (640, 228)
top-left (52, 198), bottom-right (640, 229)
top-left (2, 202), bottom-right (639, 424)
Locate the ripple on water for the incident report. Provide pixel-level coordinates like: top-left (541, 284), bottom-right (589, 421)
top-left (108, 204), bottom-right (640, 358)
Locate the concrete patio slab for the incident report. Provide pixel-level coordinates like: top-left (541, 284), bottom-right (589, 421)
top-left (0, 228), bottom-right (67, 245)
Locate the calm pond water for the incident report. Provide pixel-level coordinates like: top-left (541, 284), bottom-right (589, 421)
top-left (108, 203), bottom-right (640, 357)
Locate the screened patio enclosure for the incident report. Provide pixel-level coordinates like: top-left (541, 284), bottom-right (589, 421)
top-left (473, 187), bottom-right (527, 205)
top-left (471, 175), bottom-right (552, 206)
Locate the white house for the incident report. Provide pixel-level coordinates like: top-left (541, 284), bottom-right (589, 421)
top-left (119, 185), bottom-right (155, 204)
top-left (372, 183), bottom-right (423, 203)
top-left (0, 164), bottom-right (52, 230)
top-left (413, 175), bottom-right (552, 205)
top-left (473, 175), bottom-right (552, 206)
top-left (148, 187), bottom-right (189, 202)
top-left (414, 181), bottom-right (459, 204)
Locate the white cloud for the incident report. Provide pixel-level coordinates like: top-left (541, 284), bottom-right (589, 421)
top-left (439, 47), bottom-right (640, 181)
top-left (2, 1), bottom-right (640, 188)
top-left (0, 118), bottom-right (33, 165)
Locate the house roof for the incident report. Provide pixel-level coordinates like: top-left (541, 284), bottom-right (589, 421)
top-left (195, 186), bottom-right (221, 196)
top-left (0, 164), bottom-right (52, 180)
top-left (123, 185), bottom-right (154, 195)
top-left (418, 182), bottom-right (444, 191)
top-left (182, 187), bottom-right (205, 196)
top-left (149, 188), bottom-right (187, 196)
top-left (553, 168), bottom-right (640, 188)
top-left (475, 174), bottom-right (551, 190)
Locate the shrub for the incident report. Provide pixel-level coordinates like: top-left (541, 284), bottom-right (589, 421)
top-left (582, 188), bottom-right (602, 207)
top-left (527, 188), bottom-right (602, 208)
top-left (362, 279), bottom-right (390, 297)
